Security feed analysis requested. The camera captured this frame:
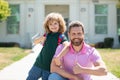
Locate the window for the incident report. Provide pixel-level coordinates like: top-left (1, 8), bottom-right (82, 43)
top-left (7, 5), bottom-right (20, 34)
top-left (117, 8), bottom-right (120, 43)
top-left (117, 8), bottom-right (120, 35)
top-left (95, 4), bottom-right (108, 34)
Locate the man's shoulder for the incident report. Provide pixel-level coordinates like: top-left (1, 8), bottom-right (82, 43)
top-left (54, 44), bottom-right (64, 57)
top-left (57, 44), bottom-right (64, 49)
top-left (84, 43), bottom-right (96, 53)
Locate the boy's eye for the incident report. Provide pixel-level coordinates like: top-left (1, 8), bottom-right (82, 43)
top-left (49, 23), bottom-right (52, 25)
top-left (54, 22), bottom-right (58, 25)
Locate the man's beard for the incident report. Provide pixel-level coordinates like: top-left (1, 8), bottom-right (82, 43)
top-left (71, 38), bottom-right (83, 46)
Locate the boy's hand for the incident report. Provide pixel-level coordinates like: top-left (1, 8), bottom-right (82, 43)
top-left (54, 57), bottom-right (61, 66)
top-left (34, 36), bottom-right (46, 45)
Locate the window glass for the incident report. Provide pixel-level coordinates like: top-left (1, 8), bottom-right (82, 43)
top-left (7, 5), bottom-right (20, 34)
top-left (95, 16), bottom-right (107, 24)
top-left (95, 25), bottom-right (107, 34)
top-left (95, 4), bottom-right (108, 34)
top-left (95, 5), bottom-right (108, 14)
top-left (117, 8), bottom-right (120, 35)
top-left (117, 8), bottom-right (120, 14)
top-left (117, 16), bottom-right (120, 25)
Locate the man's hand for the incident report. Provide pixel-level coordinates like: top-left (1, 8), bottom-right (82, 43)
top-left (70, 75), bottom-right (84, 80)
top-left (73, 62), bottom-right (107, 76)
top-left (73, 63), bottom-right (83, 74)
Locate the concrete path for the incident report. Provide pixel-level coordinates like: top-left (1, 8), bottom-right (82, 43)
top-left (0, 44), bottom-right (119, 80)
top-left (0, 44), bottom-right (42, 80)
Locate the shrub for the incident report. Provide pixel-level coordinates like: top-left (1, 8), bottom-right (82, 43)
top-left (0, 42), bottom-right (20, 47)
top-left (89, 44), bottom-right (95, 47)
top-left (104, 37), bottom-right (114, 48)
top-left (95, 42), bottom-right (104, 48)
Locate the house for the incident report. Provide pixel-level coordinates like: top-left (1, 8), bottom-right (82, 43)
top-left (0, 0), bottom-right (120, 48)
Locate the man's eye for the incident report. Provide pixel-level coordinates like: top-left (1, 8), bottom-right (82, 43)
top-left (72, 33), bottom-right (75, 36)
top-left (78, 33), bottom-right (82, 35)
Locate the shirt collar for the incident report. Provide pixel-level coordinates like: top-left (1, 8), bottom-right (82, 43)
top-left (69, 42), bottom-right (87, 54)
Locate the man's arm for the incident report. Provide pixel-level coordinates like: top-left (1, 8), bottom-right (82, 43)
top-left (50, 58), bottom-right (83, 80)
top-left (73, 61), bottom-right (108, 76)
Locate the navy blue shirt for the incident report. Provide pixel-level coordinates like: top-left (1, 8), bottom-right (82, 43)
top-left (34, 32), bottom-right (67, 71)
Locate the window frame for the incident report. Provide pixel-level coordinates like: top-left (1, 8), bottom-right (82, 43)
top-left (117, 8), bottom-right (120, 35)
top-left (6, 4), bottom-right (20, 34)
top-left (94, 4), bottom-right (108, 34)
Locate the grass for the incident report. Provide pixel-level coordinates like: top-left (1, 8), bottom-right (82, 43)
top-left (0, 47), bottom-right (29, 70)
top-left (97, 48), bottom-right (120, 78)
top-left (0, 47), bottom-right (120, 78)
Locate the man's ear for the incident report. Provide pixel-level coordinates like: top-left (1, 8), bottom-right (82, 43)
top-left (67, 32), bottom-right (70, 39)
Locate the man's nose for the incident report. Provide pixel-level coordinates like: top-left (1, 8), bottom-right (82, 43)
top-left (74, 34), bottom-right (79, 38)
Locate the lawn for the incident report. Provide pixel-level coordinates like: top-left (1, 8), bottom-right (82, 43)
top-left (97, 48), bottom-right (120, 78)
top-left (0, 47), bottom-right (29, 70)
top-left (0, 47), bottom-right (120, 78)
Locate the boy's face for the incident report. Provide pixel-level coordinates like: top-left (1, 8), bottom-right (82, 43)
top-left (48, 20), bottom-right (59, 33)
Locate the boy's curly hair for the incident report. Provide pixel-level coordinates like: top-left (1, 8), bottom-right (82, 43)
top-left (43, 12), bottom-right (66, 34)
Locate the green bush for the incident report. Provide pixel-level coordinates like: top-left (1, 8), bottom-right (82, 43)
top-left (95, 42), bottom-right (104, 48)
top-left (104, 37), bottom-right (114, 48)
top-left (0, 42), bottom-right (20, 47)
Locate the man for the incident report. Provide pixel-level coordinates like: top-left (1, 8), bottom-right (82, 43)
top-left (48, 21), bottom-right (108, 80)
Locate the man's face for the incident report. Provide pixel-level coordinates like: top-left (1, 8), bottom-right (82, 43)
top-left (68, 26), bottom-right (84, 46)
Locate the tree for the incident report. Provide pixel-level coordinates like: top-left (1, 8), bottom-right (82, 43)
top-left (0, 0), bottom-right (11, 21)
top-left (117, 0), bottom-right (120, 8)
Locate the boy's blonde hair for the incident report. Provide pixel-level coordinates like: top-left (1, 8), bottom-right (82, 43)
top-left (43, 12), bottom-right (66, 33)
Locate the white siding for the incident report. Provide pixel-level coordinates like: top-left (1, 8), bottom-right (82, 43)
top-left (0, 0), bottom-right (119, 48)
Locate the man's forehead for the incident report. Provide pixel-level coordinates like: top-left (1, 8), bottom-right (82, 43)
top-left (70, 27), bottom-right (82, 32)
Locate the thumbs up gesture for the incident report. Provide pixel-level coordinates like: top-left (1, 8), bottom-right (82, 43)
top-left (73, 63), bottom-right (83, 74)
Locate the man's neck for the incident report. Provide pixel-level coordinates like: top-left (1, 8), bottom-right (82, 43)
top-left (72, 42), bottom-right (83, 53)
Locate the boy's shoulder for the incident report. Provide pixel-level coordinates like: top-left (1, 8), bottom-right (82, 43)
top-left (59, 34), bottom-right (65, 37)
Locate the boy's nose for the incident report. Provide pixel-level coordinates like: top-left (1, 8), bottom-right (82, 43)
top-left (53, 24), bottom-right (56, 27)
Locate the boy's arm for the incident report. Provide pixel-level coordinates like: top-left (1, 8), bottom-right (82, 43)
top-left (55, 41), bottom-right (70, 66)
top-left (34, 36), bottom-right (46, 45)
top-left (56, 41), bottom-right (69, 57)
